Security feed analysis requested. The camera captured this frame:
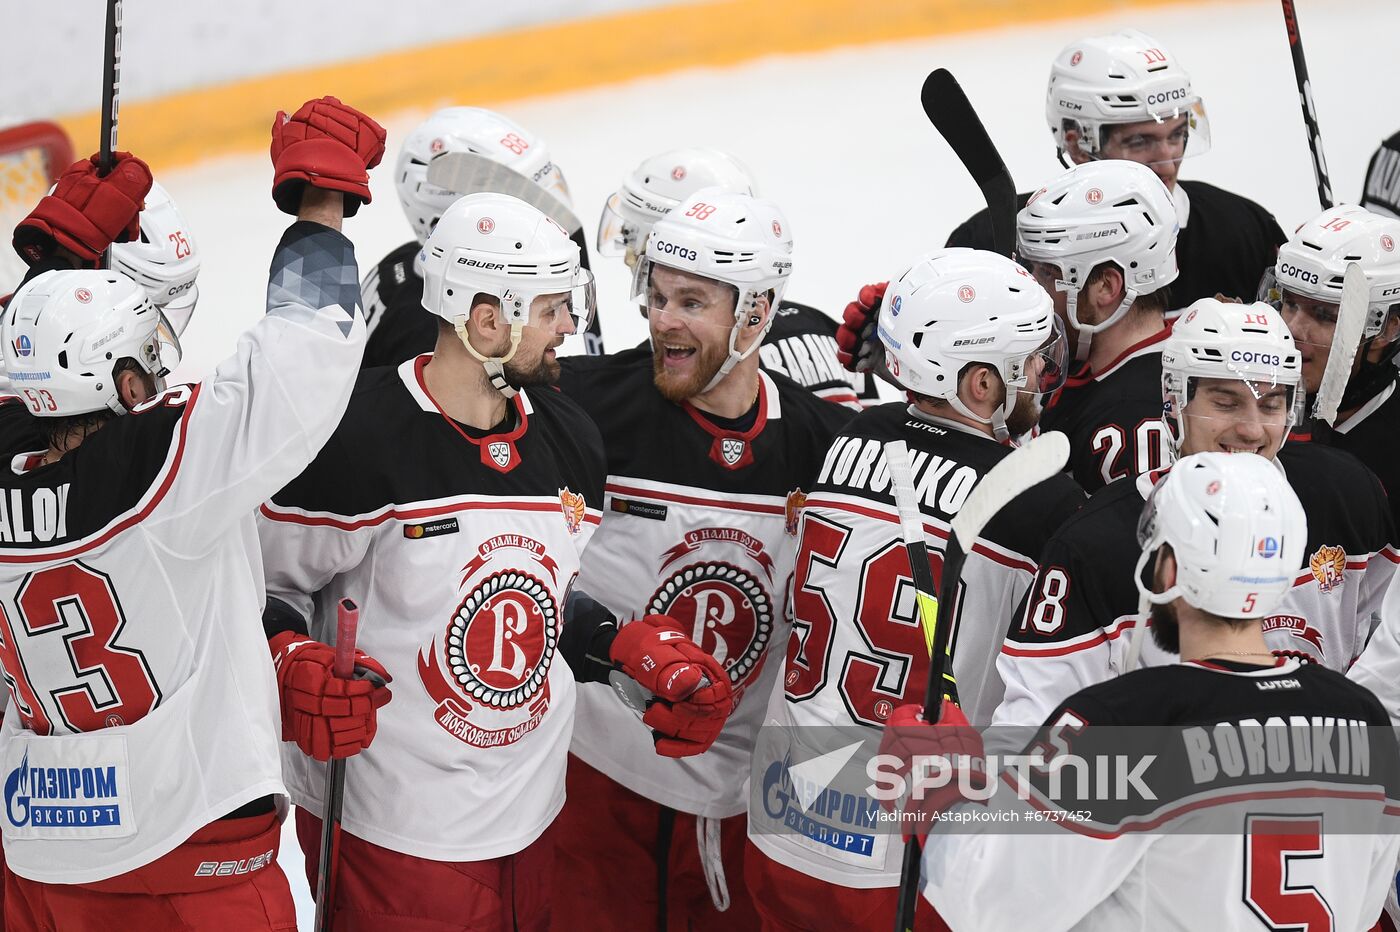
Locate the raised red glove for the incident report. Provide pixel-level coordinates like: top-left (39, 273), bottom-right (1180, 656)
top-left (877, 702), bottom-right (986, 840)
top-left (269, 631), bottom-right (392, 761)
top-left (610, 615), bottom-right (734, 757)
top-left (270, 96), bottom-right (386, 217)
top-left (13, 152), bottom-right (153, 265)
top-left (834, 281), bottom-right (888, 373)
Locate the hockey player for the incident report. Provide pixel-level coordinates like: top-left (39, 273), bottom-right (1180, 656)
top-left (893, 452), bottom-right (1400, 930)
top-left (109, 179), bottom-right (202, 339)
top-left (839, 159), bottom-right (1180, 493)
top-left (947, 28), bottom-right (1284, 306)
top-left (360, 105), bottom-right (604, 367)
top-left (1018, 159), bottom-right (1179, 492)
top-left (0, 96), bottom-right (386, 929)
top-left (1269, 204), bottom-right (1400, 533)
top-left (996, 298), bottom-right (1395, 728)
top-left (258, 191), bottom-right (733, 930)
top-left (551, 190), bottom-right (854, 930)
top-left (744, 248), bottom-right (1084, 931)
top-left (597, 148), bottom-right (879, 406)
top-left (1362, 128), bottom-right (1400, 219)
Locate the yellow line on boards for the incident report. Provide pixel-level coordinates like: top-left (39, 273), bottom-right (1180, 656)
top-left (55, 0), bottom-right (1217, 173)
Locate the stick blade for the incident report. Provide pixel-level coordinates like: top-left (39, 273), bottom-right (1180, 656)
top-left (425, 152), bottom-right (584, 236)
top-left (1311, 262), bottom-right (1367, 425)
top-left (950, 431), bottom-right (1070, 545)
top-left (920, 68), bottom-right (1017, 257)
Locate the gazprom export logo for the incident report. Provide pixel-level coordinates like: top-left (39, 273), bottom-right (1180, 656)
top-left (761, 741), bottom-right (878, 856)
top-left (4, 751), bottom-right (123, 828)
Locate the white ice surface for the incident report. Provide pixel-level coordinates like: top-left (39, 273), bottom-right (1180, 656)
top-left (81, 1), bottom-right (1392, 925)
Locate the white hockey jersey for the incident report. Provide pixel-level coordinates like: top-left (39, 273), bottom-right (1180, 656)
top-left (557, 349), bottom-right (851, 817)
top-left (996, 444), bottom-right (1398, 728)
top-left (258, 361), bottom-right (606, 860)
top-left (0, 222), bottom-right (365, 883)
top-left (925, 659), bottom-right (1400, 931)
top-left (749, 406), bottom-right (1084, 888)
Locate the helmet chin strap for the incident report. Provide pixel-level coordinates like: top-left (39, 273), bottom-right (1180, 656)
top-left (1062, 280), bottom-right (1138, 365)
top-left (946, 387), bottom-right (1015, 443)
top-left (700, 298), bottom-right (771, 394)
top-left (453, 316), bottom-right (524, 399)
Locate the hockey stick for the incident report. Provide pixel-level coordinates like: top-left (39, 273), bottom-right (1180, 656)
top-left (1311, 262), bottom-right (1368, 425)
top-left (426, 151), bottom-right (583, 237)
top-left (313, 598), bottom-right (359, 932)
top-left (98, 0), bottom-right (122, 176)
top-left (1280, 0), bottom-right (1333, 210)
top-left (98, 0), bottom-right (123, 270)
top-left (425, 150), bottom-right (606, 353)
top-left (886, 431), bottom-right (1070, 932)
top-left (920, 69), bottom-right (1017, 258)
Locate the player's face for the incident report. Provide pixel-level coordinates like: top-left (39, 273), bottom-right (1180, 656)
top-left (1179, 377), bottom-right (1291, 459)
top-left (1279, 289), bottom-right (1339, 394)
top-left (646, 264), bottom-right (740, 401)
top-left (1100, 116), bottom-right (1189, 190)
top-left (503, 291), bottom-right (578, 386)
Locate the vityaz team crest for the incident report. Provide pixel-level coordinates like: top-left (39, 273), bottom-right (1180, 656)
top-left (418, 536), bottom-right (561, 748)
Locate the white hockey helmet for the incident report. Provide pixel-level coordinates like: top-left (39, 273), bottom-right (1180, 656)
top-left (877, 248), bottom-right (1067, 438)
top-left (1134, 451), bottom-right (1305, 619)
top-left (1046, 29), bottom-right (1211, 163)
top-left (2, 269), bottom-right (177, 416)
top-left (109, 181), bottom-right (200, 338)
top-left (1017, 159), bottom-right (1179, 354)
top-left (420, 192), bottom-right (594, 395)
top-left (395, 107), bottom-right (573, 244)
top-left (631, 188), bottom-right (793, 391)
top-left (596, 148), bottom-right (756, 262)
top-left (1271, 205), bottom-right (1400, 338)
top-left (1160, 299), bottom-right (1304, 454)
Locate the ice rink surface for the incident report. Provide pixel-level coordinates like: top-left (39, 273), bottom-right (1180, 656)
top-left (131, 1), bottom-right (1396, 924)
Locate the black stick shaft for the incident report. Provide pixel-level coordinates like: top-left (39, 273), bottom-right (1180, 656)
top-left (893, 538), bottom-right (965, 932)
top-left (1280, 0), bottom-right (1333, 210)
top-left (98, 0), bottom-right (122, 176)
top-left (314, 599), bottom-right (359, 932)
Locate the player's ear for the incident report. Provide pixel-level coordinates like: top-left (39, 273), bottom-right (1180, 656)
top-left (116, 367), bottom-right (154, 411)
top-left (1094, 265), bottom-right (1126, 309)
top-left (961, 364), bottom-right (999, 404)
top-left (469, 294), bottom-right (503, 336)
top-left (745, 292), bottom-right (772, 329)
top-left (1062, 126), bottom-right (1091, 165)
top-left (1154, 545), bottom-right (1178, 592)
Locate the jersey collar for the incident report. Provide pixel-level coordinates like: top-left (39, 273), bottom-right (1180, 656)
top-left (1183, 656), bottom-right (1299, 676)
top-left (1062, 324), bottom-right (1173, 389)
top-left (1173, 182), bottom-right (1191, 230)
top-left (679, 371), bottom-right (780, 470)
top-left (401, 353), bottom-right (534, 473)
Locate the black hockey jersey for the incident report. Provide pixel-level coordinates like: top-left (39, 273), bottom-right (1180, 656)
top-left (748, 404), bottom-right (1083, 887)
top-left (947, 179), bottom-right (1285, 307)
top-left (360, 237), bottom-right (607, 368)
top-left (258, 358), bottom-right (607, 860)
top-left (759, 300), bottom-right (881, 406)
top-left (1330, 378), bottom-right (1400, 541)
top-left (996, 442), bottom-right (1398, 727)
top-left (1037, 328), bottom-right (1171, 493)
top-left (557, 347), bottom-right (852, 816)
top-left (925, 659), bottom-right (1400, 931)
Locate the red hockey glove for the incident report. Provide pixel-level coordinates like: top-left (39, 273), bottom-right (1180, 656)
top-left (269, 632), bottom-right (393, 761)
top-left (834, 281), bottom-right (888, 373)
top-left (13, 151), bottom-right (153, 265)
top-left (270, 96), bottom-right (386, 217)
top-left (610, 615), bottom-right (734, 758)
top-left (877, 702), bottom-right (986, 840)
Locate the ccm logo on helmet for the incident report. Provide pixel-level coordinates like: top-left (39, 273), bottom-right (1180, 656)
top-left (1145, 88), bottom-right (1189, 106)
top-left (1231, 350), bottom-right (1282, 366)
top-left (1277, 262), bottom-right (1320, 285)
top-left (653, 240), bottom-right (698, 261)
